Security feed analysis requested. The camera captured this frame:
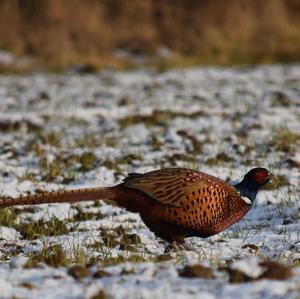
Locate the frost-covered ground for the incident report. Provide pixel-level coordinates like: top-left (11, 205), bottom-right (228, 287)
top-left (0, 64), bottom-right (299, 299)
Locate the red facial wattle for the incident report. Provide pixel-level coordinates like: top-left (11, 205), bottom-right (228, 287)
top-left (253, 171), bottom-right (270, 184)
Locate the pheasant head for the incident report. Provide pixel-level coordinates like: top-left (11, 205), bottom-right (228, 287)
top-left (234, 167), bottom-right (273, 204)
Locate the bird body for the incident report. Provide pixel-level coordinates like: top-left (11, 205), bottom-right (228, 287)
top-left (0, 167), bottom-right (272, 244)
top-left (121, 168), bottom-right (252, 242)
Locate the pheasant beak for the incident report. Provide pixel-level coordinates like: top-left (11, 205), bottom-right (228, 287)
top-left (260, 172), bottom-right (277, 190)
top-left (265, 172), bottom-right (275, 184)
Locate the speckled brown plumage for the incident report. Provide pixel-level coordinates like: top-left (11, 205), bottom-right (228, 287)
top-left (120, 168), bottom-right (252, 242)
top-left (0, 167), bottom-right (272, 245)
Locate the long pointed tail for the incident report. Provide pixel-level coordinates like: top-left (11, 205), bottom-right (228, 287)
top-left (0, 187), bottom-right (116, 208)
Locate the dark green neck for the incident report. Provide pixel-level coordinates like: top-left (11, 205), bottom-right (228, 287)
top-left (234, 180), bottom-right (260, 204)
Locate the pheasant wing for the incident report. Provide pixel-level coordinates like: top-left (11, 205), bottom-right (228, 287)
top-left (124, 168), bottom-right (216, 207)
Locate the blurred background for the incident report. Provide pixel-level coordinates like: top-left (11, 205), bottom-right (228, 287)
top-left (0, 0), bottom-right (300, 71)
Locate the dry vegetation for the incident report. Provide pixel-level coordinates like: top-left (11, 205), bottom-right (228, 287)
top-left (0, 0), bottom-right (300, 70)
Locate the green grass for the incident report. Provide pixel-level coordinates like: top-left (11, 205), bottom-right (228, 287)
top-left (37, 151), bottom-right (99, 183)
top-left (72, 206), bottom-right (104, 222)
top-left (38, 131), bottom-right (61, 147)
top-left (89, 290), bottom-right (107, 299)
top-left (205, 152), bottom-right (235, 166)
top-left (78, 152), bottom-right (97, 171)
top-left (24, 244), bottom-right (69, 268)
top-left (18, 216), bottom-right (70, 240)
top-left (0, 208), bottom-right (70, 240)
top-left (118, 110), bottom-right (205, 128)
top-left (263, 174), bottom-right (289, 190)
top-left (271, 128), bottom-right (300, 153)
top-left (0, 207), bottom-right (19, 227)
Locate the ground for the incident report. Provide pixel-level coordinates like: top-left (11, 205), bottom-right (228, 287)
top-left (0, 64), bottom-right (299, 299)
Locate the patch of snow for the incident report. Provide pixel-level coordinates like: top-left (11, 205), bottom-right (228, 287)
top-left (232, 257), bottom-right (264, 278)
top-left (0, 64), bottom-right (299, 298)
top-left (0, 227), bottom-right (21, 241)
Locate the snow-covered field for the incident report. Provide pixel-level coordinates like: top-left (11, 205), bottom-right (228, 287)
top-left (0, 64), bottom-right (299, 299)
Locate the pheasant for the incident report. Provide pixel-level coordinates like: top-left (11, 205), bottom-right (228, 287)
top-left (0, 167), bottom-right (272, 246)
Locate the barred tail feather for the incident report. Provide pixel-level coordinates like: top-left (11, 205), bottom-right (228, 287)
top-left (0, 187), bottom-right (116, 208)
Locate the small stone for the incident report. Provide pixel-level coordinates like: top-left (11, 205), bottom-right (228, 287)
top-left (286, 158), bottom-right (300, 168)
top-left (241, 244), bottom-right (259, 251)
top-left (157, 253), bottom-right (173, 261)
top-left (67, 265), bottom-right (90, 280)
top-left (259, 260), bottom-right (292, 280)
top-left (222, 259), bottom-right (293, 283)
top-left (19, 282), bottom-right (35, 289)
top-left (89, 290), bottom-right (106, 299)
top-left (93, 269), bottom-right (111, 278)
top-left (283, 219), bottom-right (293, 225)
top-left (179, 264), bottom-right (214, 279)
top-left (121, 267), bottom-right (135, 275)
top-left (225, 267), bottom-right (252, 283)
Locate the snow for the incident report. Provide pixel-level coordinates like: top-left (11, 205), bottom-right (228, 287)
top-left (0, 226), bottom-right (21, 241)
top-left (232, 257), bottom-right (264, 278)
top-left (0, 64), bottom-right (299, 298)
